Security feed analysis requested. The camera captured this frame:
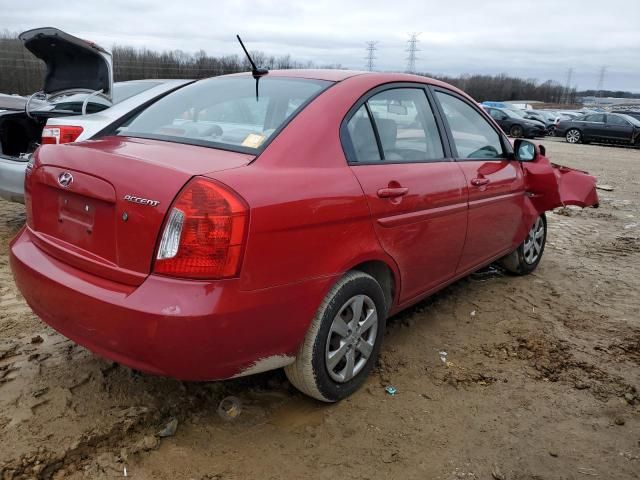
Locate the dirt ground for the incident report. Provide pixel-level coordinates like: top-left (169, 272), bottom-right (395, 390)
top-left (0, 138), bottom-right (638, 479)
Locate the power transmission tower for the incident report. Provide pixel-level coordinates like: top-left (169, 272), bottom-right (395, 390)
top-left (595, 66), bottom-right (607, 99)
top-left (365, 41), bottom-right (378, 71)
top-left (563, 67), bottom-right (573, 104)
top-left (406, 33), bottom-right (421, 74)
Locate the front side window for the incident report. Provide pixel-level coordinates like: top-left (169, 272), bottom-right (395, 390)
top-left (585, 114), bottom-right (605, 123)
top-left (435, 91), bottom-right (504, 159)
top-left (118, 77), bottom-right (331, 152)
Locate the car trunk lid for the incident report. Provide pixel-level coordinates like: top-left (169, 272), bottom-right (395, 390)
top-left (19, 27), bottom-right (113, 102)
top-left (26, 137), bottom-right (254, 285)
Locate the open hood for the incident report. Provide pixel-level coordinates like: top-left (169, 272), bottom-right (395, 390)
top-left (19, 27), bottom-right (113, 101)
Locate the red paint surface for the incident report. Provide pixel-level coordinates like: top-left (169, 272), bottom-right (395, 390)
top-left (10, 71), bottom-right (598, 380)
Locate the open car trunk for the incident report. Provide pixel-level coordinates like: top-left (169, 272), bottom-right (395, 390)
top-left (0, 28), bottom-right (113, 161)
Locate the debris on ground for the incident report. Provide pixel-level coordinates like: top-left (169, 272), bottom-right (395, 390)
top-left (157, 417), bottom-right (179, 438)
top-left (217, 396), bottom-right (242, 421)
top-left (384, 386), bottom-right (397, 396)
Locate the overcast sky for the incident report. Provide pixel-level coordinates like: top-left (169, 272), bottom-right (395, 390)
top-left (2, 0), bottom-right (639, 92)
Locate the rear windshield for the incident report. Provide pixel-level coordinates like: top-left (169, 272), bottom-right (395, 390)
top-left (116, 76), bottom-right (332, 153)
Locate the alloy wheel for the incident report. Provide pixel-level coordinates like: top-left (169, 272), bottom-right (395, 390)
top-left (566, 129), bottom-right (581, 144)
top-left (325, 294), bottom-right (378, 383)
top-left (523, 217), bottom-right (545, 264)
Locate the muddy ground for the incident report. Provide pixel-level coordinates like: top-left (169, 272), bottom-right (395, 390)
top-left (0, 138), bottom-right (638, 479)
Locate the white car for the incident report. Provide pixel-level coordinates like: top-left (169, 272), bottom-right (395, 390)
top-left (0, 27), bottom-right (192, 203)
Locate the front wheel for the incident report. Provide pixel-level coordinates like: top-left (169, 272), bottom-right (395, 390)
top-left (499, 215), bottom-right (547, 275)
top-left (510, 125), bottom-right (524, 138)
top-left (285, 271), bottom-right (387, 402)
top-left (566, 128), bottom-right (581, 144)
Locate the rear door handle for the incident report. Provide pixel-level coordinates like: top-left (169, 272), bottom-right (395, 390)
top-left (377, 187), bottom-right (409, 198)
top-left (471, 178), bottom-right (490, 187)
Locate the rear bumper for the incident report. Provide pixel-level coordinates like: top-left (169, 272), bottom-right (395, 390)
top-left (0, 156), bottom-right (26, 203)
top-left (10, 227), bottom-right (333, 381)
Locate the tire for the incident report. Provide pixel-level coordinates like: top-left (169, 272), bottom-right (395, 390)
top-left (499, 214), bottom-right (547, 275)
top-left (509, 125), bottom-right (524, 138)
top-left (566, 128), bottom-right (581, 144)
top-left (285, 271), bottom-right (387, 402)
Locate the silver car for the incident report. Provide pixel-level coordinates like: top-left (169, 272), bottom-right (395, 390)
top-left (0, 27), bottom-right (192, 203)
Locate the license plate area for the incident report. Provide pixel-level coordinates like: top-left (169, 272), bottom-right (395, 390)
top-left (58, 194), bottom-right (96, 234)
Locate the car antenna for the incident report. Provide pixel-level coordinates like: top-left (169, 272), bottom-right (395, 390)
top-left (236, 34), bottom-right (268, 101)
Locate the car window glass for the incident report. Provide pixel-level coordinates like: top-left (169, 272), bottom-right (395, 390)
top-left (366, 88), bottom-right (444, 162)
top-left (606, 115), bottom-right (629, 126)
top-left (488, 109), bottom-right (503, 120)
top-left (119, 77), bottom-right (330, 152)
top-left (435, 91), bottom-right (504, 159)
top-left (112, 82), bottom-right (162, 104)
top-left (345, 105), bottom-right (381, 162)
top-left (585, 114), bottom-right (605, 123)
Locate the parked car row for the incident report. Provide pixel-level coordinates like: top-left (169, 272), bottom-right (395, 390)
top-left (4, 28), bottom-right (600, 403)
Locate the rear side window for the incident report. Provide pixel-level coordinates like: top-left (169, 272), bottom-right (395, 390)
top-left (435, 92), bottom-right (504, 159)
top-left (606, 115), bottom-right (629, 126)
top-left (344, 87), bottom-right (444, 163)
top-left (118, 77), bottom-right (331, 152)
top-left (367, 89), bottom-right (444, 162)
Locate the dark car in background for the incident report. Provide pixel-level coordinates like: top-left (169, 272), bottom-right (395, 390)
top-left (525, 110), bottom-right (557, 135)
top-left (484, 106), bottom-right (546, 138)
top-left (556, 112), bottom-right (640, 146)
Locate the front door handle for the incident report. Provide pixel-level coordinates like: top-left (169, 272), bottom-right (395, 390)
top-left (471, 177), bottom-right (490, 187)
top-left (377, 187), bottom-right (409, 198)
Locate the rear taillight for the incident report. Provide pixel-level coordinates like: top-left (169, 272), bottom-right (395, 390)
top-left (41, 126), bottom-right (84, 145)
top-left (153, 177), bottom-right (249, 279)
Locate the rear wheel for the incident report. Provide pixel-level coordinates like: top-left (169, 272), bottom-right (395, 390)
top-left (510, 125), bottom-right (524, 138)
top-left (499, 215), bottom-right (547, 275)
top-left (566, 128), bottom-right (581, 144)
top-left (285, 271), bottom-right (386, 402)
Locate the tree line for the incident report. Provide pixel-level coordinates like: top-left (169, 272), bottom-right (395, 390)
top-left (0, 30), bottom-right (611, 104)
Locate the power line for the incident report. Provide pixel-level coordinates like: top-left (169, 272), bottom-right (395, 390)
top-left (563, 67), bottom-right (573, 103)
top-left (595, 66), bottom-right (607, 99)
top-left (364, 41), bottom-right (378, 71)
top-left (406, 33), bottom-right (421, 74)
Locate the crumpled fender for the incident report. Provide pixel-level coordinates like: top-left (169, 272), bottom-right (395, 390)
top-left (510, 149), bottom-right (599, 248)
top-left (522, 153), bottom-right (599, 213)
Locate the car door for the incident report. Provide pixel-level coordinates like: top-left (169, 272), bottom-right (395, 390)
top-left (604, 114), bottom-right (634, 142)
top-left (341, 85), bottom-right (468, 303)
top-left (581, 114), bottom-right (606, 140)
top-left (487, 108), bottom-right (509, 133)
top-left (432, 89), bottom-right (525, 274)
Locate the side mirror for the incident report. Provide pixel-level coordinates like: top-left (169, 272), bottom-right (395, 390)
top-left (514, 139), bottom-right (537, 162)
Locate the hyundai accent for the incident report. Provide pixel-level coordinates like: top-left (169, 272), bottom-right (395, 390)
top-left (10, 70), bottom-right (598, 402)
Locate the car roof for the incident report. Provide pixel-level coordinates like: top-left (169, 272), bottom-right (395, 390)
top-left (223, 69), bottom-right (471, 97)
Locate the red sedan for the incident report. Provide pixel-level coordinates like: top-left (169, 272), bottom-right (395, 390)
top-left (10, 70), bottom-right (598, 402)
